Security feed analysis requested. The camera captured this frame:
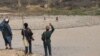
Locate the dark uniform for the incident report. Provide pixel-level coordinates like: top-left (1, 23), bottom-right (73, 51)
top-left (42, 24), bottom-right (55, 56)
top-left (0, 20), bottom-right (12, 49)
top-left (21, 27), bottom-right (33, 54)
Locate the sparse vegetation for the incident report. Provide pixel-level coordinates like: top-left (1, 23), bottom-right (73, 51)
top-left (0, 0), bottom-right (99, 15)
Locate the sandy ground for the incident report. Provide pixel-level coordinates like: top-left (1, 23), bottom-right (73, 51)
top-left (0, 25), bottom-right (100, 56)
top-left (0, 16), bottom-right (100, 56)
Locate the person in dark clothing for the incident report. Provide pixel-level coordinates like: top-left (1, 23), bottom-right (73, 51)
top-left (21, 23), bottom-right (34, 54)
top-left (0, 19), bottom-right (13, 49)
top-left (41, 23), bottom-right (55, 56)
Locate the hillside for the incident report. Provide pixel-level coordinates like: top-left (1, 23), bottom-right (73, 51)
top-left (0, 0), bottom-right (99, 15)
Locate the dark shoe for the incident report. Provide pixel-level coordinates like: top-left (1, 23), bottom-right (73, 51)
top-left (45, 55), bottom-right (48, 56)
top-left (5, 47), bottom-right (8, 49)
top-left (29, 52), bottom-right (33, 54)
top-left (49, 55), bottom-right (52, 56)
top-left (24, 51), bottom-right (28, 55)
top-left (9, 47), bottom-right (13, 50)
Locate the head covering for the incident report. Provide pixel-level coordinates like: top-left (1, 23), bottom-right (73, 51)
top-left (4, 18), bottom-right (9, 22)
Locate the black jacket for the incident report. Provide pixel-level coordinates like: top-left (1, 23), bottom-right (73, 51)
top-left (21, 27), bottom-right (33, 41)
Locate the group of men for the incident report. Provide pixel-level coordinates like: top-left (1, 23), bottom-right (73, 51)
top-left (0, 18), bottom-right (55, 56)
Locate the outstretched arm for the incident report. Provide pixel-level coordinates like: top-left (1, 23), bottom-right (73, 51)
top-left (49, 23), bottom-right (55, 33)
top-left (0, 21), bottom-right (4, 31)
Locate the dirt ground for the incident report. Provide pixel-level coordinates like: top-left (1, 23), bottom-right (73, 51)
top-left (0, 16), bottom-right (100, 56)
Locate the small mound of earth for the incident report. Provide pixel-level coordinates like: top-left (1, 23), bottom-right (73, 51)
top-left (0, 49), bottom-right (42, 56)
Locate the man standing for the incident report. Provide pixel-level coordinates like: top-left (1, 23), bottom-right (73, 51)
top-left (0, 19), bottom-right (13, 49)
top-left (21, 23), bottom-right (34, 54)
top-left (41, 23), bottom-right (55, 56)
